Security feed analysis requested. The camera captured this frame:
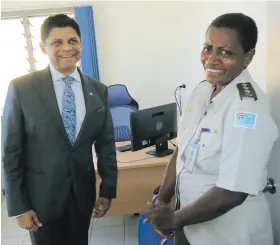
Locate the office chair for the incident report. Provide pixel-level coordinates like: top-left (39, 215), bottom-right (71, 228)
top-left (138, 185), bottom-right (174, 245)
top-left (108, 84), bottom-right (139, 142)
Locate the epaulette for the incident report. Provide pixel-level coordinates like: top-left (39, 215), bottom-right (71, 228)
top-left (236, 82), bottom-right (258, 101)
top-left (199, 80), bottom-right (206, 84)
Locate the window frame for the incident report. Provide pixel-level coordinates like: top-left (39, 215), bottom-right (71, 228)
top-left (1, 7), bottom-right (74, 20)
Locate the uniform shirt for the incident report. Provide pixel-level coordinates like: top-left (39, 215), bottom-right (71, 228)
top-left (50, 64), bottom-right (86, 139)
top-left (176, 69), bottom-right (279, 245)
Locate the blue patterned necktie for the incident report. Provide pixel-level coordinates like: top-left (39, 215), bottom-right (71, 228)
top-left (61, 76), bottom-right (76, 145)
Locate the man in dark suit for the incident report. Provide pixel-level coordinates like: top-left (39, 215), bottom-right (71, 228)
top-left (1, 14), bottom-right (118, 245)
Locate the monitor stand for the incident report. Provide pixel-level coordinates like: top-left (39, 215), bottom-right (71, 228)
top-left (146, 135), bottom-right (174, 157)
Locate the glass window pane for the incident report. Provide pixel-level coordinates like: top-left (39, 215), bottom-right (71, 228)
top-left (29, 16), bottom-right (49, 71)
top-left (0, 18), bottom-right (29, 112)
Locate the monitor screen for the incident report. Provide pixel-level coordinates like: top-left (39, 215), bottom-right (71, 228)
top-left (130, 103), bottom-right (177, 157)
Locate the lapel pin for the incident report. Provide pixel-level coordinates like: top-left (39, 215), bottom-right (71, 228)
top-left (89, 92), bottom-right (93, 96)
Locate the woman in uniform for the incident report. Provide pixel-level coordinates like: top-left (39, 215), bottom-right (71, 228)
top-left (146, 13), bottom-right (279, 245)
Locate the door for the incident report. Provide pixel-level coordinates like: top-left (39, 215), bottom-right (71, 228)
top-left (266, 2), bottom-right (280, 244)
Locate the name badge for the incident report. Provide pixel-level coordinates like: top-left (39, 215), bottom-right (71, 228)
top-left (181, 130), bottom-right (202, 173)
top-left (188, 138), bottom-right (201, 172)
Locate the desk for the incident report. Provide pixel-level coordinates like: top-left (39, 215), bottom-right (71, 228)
top-left (94, 142), bottom-right (175, 216)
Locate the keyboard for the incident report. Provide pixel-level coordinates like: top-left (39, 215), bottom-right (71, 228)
top-left (116, 144), bottom-right (132, 152)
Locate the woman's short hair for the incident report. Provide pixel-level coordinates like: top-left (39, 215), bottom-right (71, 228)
top-left (210, 13), bottom-right (258, 53)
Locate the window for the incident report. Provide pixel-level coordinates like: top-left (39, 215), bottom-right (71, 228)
top-left (29, 16), bottom-right (54, 71)
top-left (1, 18), bottom-right (29, 113)
top-left (0, 10), bottom-right (74, 112)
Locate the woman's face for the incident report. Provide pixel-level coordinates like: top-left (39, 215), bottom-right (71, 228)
top-left (201, 27), bottom-right (254, 86)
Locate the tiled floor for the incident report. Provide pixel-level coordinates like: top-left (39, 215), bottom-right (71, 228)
top-left (1, 199), bottom-right (139, 245)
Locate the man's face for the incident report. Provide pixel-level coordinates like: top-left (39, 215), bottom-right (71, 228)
top-left (40, 27), bottom-right (82, 75)
top-left (201, 27), bottom-right (254, 86)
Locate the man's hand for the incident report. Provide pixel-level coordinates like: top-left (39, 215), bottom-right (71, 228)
top-left (16, 210), bottom-right (42, 231)
top-left (92, 197), bottom-right (111, 218)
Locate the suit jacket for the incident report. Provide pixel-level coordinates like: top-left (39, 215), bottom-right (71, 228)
top-left (1, 67), bottom-right (118, 223)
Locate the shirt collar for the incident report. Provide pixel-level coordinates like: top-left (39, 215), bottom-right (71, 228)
top-left (209, 68), bottom-right (254, 104)
top-left (49, 63), bottom-right (81, 83)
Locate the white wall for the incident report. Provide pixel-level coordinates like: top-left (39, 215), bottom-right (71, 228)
top-left (266, 2), bottom-right (280, 244)
top-left (1, 1), bottom-right (268, 109)
top-left (92, 1), bottom-right (267, 109)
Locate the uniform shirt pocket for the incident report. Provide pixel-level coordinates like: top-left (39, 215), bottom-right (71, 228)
top-left (196, 128), bottom-right (222, 175)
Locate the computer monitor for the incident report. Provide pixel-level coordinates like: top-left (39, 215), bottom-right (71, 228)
top-left (130, 103), bottom-right (177, 157)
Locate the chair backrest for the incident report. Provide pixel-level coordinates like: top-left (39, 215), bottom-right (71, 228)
top-left (108, 84), bottom-right (139, 142)
top-left (110, 106), bottom-right (138, 142)
top-left (108, 84), bottom-right (139, 110)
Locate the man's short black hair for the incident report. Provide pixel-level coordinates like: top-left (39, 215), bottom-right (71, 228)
top-left (41, 14), bottom-right (81, 42)
top-left (210, 13), bottom-right (258, 53)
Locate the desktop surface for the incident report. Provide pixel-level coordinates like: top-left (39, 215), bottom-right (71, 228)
top-left (93, 140), bottom-right (176, 216)
top-left (114, 141), bottom-right (176, 170)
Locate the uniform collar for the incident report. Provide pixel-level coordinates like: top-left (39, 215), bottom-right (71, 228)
top-left (208, 68), bottom-right (253, 104)
top-left (49, 63), bottom-right (81, 82)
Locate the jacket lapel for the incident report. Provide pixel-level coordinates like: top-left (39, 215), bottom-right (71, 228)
top-left (33, 67), bottom-right (103, 148)
top-left (33, 67), bottom-right (71, 147)
top-left (74, 68), bottom-right (104, 147)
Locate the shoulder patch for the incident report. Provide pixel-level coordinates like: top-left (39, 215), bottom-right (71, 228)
top-left (235, 111), bottom-right (257, 129)
top-left (236, 82), bottom-right (258, 101)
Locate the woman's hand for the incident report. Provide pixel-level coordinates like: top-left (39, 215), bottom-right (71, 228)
top-left (146, 202), bottom-right (178, 238)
